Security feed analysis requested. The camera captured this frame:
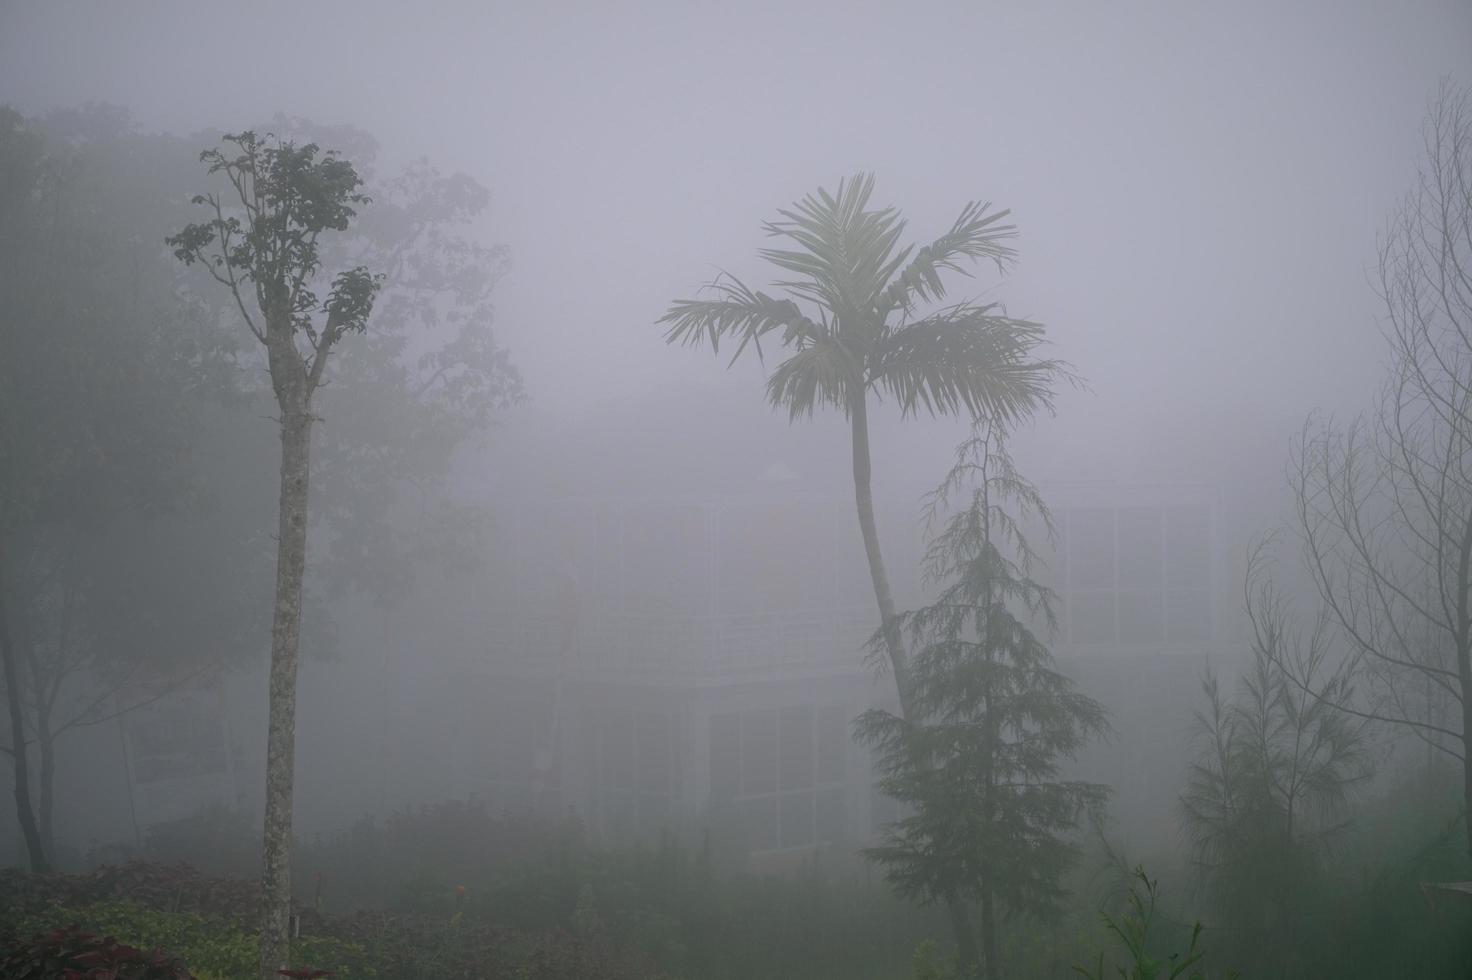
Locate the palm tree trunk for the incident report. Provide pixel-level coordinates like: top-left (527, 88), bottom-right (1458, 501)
top-left (0, 543), bottom-right (48, 873)
top-left (851, 390), bottom-right (988, 968)
top-left (849, 391), bottom-right (911, 710)
top-left (258, 397), bottom-right (313, 980)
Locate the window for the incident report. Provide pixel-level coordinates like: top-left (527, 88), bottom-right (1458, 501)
top-left (1058, 501), bottom-right (1213, 647)
top-left (816, 785), bottom-right (846, 842)
top-left (1068, 508), bottom-right (1115, 590)
top-left (779, 706), bottom-right (814, 789)
top-left (815, 704), bottom-right (847, 783)
top-left (1165, 506), bottom-right (1210, 587)
top-left (716, 502), bottom-right (833, 615)
top-left (462, 676), bottom-right (559, 810)
top-left (710, 711), bottom-right (741, 802)
top-left (710, 703), bottom-right (848, 851)
top-left (1070, 592), bottom-right (1117, 646)
top-left (621, 503), bottom-right (707, 617)
top-left (588, 706), bottom-right (681, 840)
top-left (1118, 590), bottom-right (1163, 645)
top-left (1117, 508), bottom-right (1163, 588)
top-left (740, 708), bottom-right (779, 794)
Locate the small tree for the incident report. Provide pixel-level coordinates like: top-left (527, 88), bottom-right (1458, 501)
top-left (1180, 539), bottom-right (1369, 963)
top-left (856, 422), bottom-right (1109, 980)
top-left (168, 131), bottom-right (381, 980)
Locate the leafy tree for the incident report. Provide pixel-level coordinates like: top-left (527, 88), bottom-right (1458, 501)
top-left (0, 106), bottom-right (264, 872)
top-left (0, 103), bottom-right (55, 872)
top-left (1284, 81), bottom-right (1472, 856)
top-left (300, 145), bottom-right (523, 604)
top-left (168, 131), bottom-right (383, 979)
top-left (855, 422), bottom-right (1109, 980)
top-left (1179, 539), bottom-right (1369, 967)
top-left (214, 116), bottom-right (524, 612)
top-left (168, 121), bottom-right (522, 978)
top-left (660, 174), bottom-right (1066, 714)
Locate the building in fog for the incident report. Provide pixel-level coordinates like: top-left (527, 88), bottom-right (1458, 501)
top-left (450, 479), bottom-right (1226, 863)
top-left (0, 477), bottom-right (1228, 868)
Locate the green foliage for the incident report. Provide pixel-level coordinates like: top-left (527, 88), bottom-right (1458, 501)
top-left (856, 423), bottom-right (1110, 919)
top-left (281, 802), bottom-right (942, 979)
top-left (1179, 541), bottom-right (1370, 945)
top-left (0, 924), bottom-right (195, 980)
top-left (1301, 768), bottom-right (1472, 980)
top-left (0, 901), bottom-right (373, 980)
top-left (167, 130), bottom-right (380, 347)
top-left (293, 799), bottom-right (580, 915)
top-left (240, 115), bottom-right (525, 605)
top-left (0, 104), bottom-right (273, 870)
top-left (911, 938), bottom-right (959, 980)
top-left (1074, 869), bottom-right (1232, 980)
top-left (660, 173), bottom-right (1067, 426)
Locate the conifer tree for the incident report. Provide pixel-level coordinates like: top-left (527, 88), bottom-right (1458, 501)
top-left (856, 421), bottom-right (1109, 980)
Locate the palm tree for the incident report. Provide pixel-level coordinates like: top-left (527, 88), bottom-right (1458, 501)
top-left (660, 173), bottom-right (1065, 713)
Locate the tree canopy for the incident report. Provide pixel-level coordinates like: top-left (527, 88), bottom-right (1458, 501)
top-left (660, 173), bottom-right (1063, 426)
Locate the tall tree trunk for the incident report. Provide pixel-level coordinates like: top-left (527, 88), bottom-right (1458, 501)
top-left (945, 887), bottom-right (981, 978)
top-left (1458, 517), bottom-right (1472, 860)
top-left (258, 401), bottom-right (313, 980)
top-left (38, 704), bottom-right (54, 863)
top-left (849, 391), bottom-right (910, 710)
top-left (978, 880), bottom-right (999, 980)
top-left (1460, 663), bottom-right (1472, 859)
top-left (0, 545), bottom-right (48, 872)
top-left (851, 391), bottom-right (985, 966)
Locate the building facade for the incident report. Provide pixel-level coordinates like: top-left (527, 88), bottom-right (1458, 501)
top-left (451, 482), bottom-right (1227, 862)
top-left (1, 483), bottom-right (1228, 868)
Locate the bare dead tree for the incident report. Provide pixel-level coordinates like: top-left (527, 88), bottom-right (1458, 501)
top-left (1288, 81), bottom-right (1472, 854)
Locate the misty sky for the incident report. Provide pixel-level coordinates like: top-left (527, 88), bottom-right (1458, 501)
top-left (3, 0), bottom-right (1470, 504)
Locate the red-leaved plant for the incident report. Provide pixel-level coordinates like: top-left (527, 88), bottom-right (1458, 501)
top-left (0, 924), bottom-right (194, 979)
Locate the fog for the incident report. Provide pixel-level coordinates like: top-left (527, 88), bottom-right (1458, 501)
top-left (2, 2), bottom-right (1472, 978)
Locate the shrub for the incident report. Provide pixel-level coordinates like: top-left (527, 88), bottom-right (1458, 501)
top-left (0, 862), bottom-right (260, 929)
top-left (0, 901), bottom-right (374, 980)
top-left (0, 924), bottom-right (195, 980)
top-left (1075, 869), bottom-right (1234, 980)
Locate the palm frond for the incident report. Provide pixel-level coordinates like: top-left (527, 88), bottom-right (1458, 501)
top-left (659, 272), bottom-right (824, 366)
top-left (761, 173), bottom-right (909, 330)
top-left (764, 338), bottom-right (861, 420)
top-left (876, 201), bottom-right (1017, 317)
top-left (869, 304), bottom-right (1061, 421)
top-left (661, 174), bottom-right (1065, 428)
